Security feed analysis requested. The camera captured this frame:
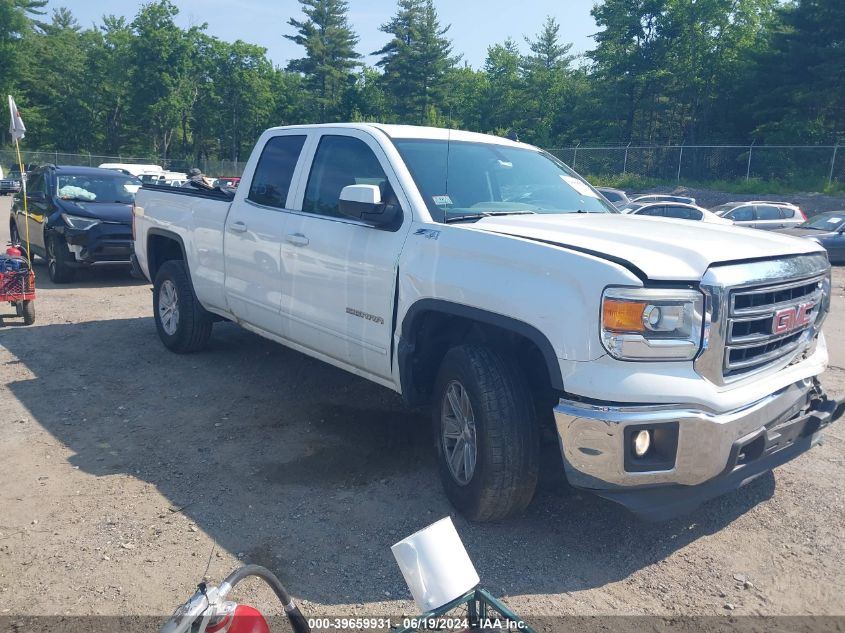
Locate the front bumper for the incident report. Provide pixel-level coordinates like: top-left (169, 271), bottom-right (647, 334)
top-left (61, 222), bottom-right (132, 264)
top-left (554, 378), bottom-right (843, 520)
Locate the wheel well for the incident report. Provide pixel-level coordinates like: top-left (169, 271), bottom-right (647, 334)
top-left (398, 306), bottom-right (562, 413)
top-left (147, 233), bottom-right (185, 281)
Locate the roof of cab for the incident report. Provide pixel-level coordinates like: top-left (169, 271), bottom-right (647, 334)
top-left (264, 122), bottom-right (530, 149)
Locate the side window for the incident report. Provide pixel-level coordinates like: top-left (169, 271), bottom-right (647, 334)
top-left (756, 205), bottom-right (781, 221)
top-left (248, 135), bottom-right (307, 209)
top-left (27, 172), bottom-right (46, 196)
top-left (303, 135), bottom-right (388, 218)
top-left (779, 206), bottom-right (794, 219)
top-left (639, 206), bottom-right (663, 216)
top-left (729, 206), bottom-right (753, 222)
top-left (671, 206), bottom-right (701, 220)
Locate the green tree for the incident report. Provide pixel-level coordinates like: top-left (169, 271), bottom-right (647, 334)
top-left (128, 0), bottom-right (197, 158)
top-left (752, 0), bottom-right (845, 143)
top-left (88, 16), bottom-right (134, 154)
top-left (520, 17), bottom-right (574, 145)
top-left (0, 0), bottom-right (46, 116)
top-left (284, 0), bottom-right (360, 122)
top-left (589, 0), bottom-right (668, 143)
top-left (375, 0), bottom-right (458, 124)
top-left (16, 7), bottom-right (94, 151)
top-left (480, 39), bottom-right (522, 135)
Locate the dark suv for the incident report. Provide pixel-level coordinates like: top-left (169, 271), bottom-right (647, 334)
top-left (9, 165), bottom-right (141, 282)
top-left (0, 167), bottom-right (22, 195)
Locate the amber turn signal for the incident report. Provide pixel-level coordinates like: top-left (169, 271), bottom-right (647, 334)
top-left (603, 299), bottom-right (647, 332)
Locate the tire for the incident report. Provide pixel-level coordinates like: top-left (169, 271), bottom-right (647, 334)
top-left (20, 300), bottom-right (35, 325)
top-left (153, 260), bottom-right (213, 353)
top-left (433, 344), bottom-right (539, 522)
top-left (46, 233), bottom-right (76, 283)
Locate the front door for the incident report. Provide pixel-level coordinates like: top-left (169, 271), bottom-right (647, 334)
top-left (223, 133), bottom-right (308, 336)
top-left (282, 130), bottom-right (410, 379)
top-left (21, 171), bottom-right (50, 253)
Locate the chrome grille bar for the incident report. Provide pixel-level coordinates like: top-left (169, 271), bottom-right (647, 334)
top-left (695, 253), bottom-right (831, 386)
top-left (724, 273), bottom-right (826, 377)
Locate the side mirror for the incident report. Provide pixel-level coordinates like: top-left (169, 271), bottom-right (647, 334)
top-left (338, 184), bottom-right (399, 228)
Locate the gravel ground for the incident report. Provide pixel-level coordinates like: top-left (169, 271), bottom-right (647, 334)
top-left (1, 195), bottom-right (844, 623)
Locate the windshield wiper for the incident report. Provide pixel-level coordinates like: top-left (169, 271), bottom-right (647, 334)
top-left (61, 196), bottom-right (96, 202)
top-left (444, 210), bottom-right (536, 224)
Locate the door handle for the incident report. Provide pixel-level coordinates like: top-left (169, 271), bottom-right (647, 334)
top-left (229, 221), bottom-right (247, 233)
top-left (286, 233), bottom-right (309, 247)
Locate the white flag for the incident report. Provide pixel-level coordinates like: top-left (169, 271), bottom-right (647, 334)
top-left (8, 95), bottom-right (25, 142)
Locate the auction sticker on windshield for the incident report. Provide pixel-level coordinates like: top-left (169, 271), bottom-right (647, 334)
top-left (560, 175), bottom-right (599, 197)
top-left (433, 195), bottom-right (453, 206)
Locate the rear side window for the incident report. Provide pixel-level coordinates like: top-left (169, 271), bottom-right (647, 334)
top-left (248, 135), bottom-right (307, 209)
top-left (755, 205), bottom-right (782, 220)
top-left (729, 206), bottom-right (753, 221)
top-left (303, 135), bottom-right (388, 218)
top-left (779, 206), bottom-right (795, 218)
top-left (664, 206), bottom-right (702, 220)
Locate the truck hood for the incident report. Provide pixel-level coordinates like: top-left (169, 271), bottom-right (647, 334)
top-left (471, 213), bottom-right (824, 281)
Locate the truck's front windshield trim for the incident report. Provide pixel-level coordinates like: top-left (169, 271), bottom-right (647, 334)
top-left (391, 138), bottom-right (616, 223)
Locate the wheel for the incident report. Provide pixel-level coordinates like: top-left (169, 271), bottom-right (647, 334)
top-left (153, 260), bottom-right (213, 353)
top-left (433, 344), bottom-right (539, 522)
top-left (46, 233), bottom-right (76, 283)
top-left (20, 300), bottom-right (35, 325)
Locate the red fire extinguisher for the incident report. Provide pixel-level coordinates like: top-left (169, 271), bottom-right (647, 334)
top-left (159, 565), bottom-right (310, 633)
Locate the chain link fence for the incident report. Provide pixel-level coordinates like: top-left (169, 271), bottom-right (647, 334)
top-left (3, 145), bottom-right (843, 189)
top-left (0, 148), bottom-right (248, 178)
top-left (547, 144), bottom-right (843, 188)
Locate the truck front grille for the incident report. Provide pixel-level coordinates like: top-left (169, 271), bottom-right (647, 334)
top-left (723, 275), bottom-right (825, 378)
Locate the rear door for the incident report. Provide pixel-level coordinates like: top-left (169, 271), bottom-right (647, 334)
top-left (779, 206), bottom-right (803, 228)
top-left (223, 132), bottom-right (308, 336)
top-left (281, 129), bottom-right (411, 379)
top-left (752, 204), bottom-right (783, 230)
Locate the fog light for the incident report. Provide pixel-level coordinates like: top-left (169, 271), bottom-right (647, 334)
top-left (633, 430), bottom-right (651, 457)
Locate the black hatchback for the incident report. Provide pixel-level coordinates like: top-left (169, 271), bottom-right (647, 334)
top-left (9, 165), bottom-right (141, 282)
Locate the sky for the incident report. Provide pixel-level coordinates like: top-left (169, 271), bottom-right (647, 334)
top-left (51, 0), bottom-right (601, 69)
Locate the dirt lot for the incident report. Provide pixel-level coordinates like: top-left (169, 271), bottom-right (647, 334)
top-left (1, 195), bottom-right (844, 622)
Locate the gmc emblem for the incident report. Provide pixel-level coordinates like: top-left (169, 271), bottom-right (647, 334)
top-left (772, 301), bottom-right (816, 334)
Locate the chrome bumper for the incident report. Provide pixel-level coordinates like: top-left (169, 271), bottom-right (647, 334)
top-left (554, 377), bottom-right (841, 492)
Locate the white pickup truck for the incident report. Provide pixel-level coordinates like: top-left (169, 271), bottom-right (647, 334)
top-left (133, 123), bottom-right (842, 521)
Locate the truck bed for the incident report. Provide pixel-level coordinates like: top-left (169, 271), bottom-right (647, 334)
top-left (134, 183), bottom-right (234, 313)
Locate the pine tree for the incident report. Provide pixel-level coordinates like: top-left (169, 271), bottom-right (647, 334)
top-left (375, 0), bottom-right (457, 124)
top-left (284, 0), bottom-right (360, 122)
top-left (523, 16), bottom-right (573, 72)
top-left (0, 0), bottom-right (47, 105)
top-left (520, 16), bottom-right (574, 145)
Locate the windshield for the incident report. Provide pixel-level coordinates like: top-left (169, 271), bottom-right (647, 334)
top-left (392, 139), bottom-right (615, 222)
top-left (56, 173), bottom-right (141, 203)
top-left (802, 212), bottom-right (845, 231)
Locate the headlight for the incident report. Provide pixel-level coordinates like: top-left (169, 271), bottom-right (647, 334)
top-left (601, 287), bottom-right (704, 361)
top-left (61, 213), bottom-right (101, 230)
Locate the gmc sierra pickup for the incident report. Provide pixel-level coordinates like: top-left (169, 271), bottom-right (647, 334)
top-left (133, 123), bottom-right (843, 522)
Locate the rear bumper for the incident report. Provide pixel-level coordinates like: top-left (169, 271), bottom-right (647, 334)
top-left (62, 223), bottom-right (132, 264)
top-left (554, 378), bottom-right (843, 520)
